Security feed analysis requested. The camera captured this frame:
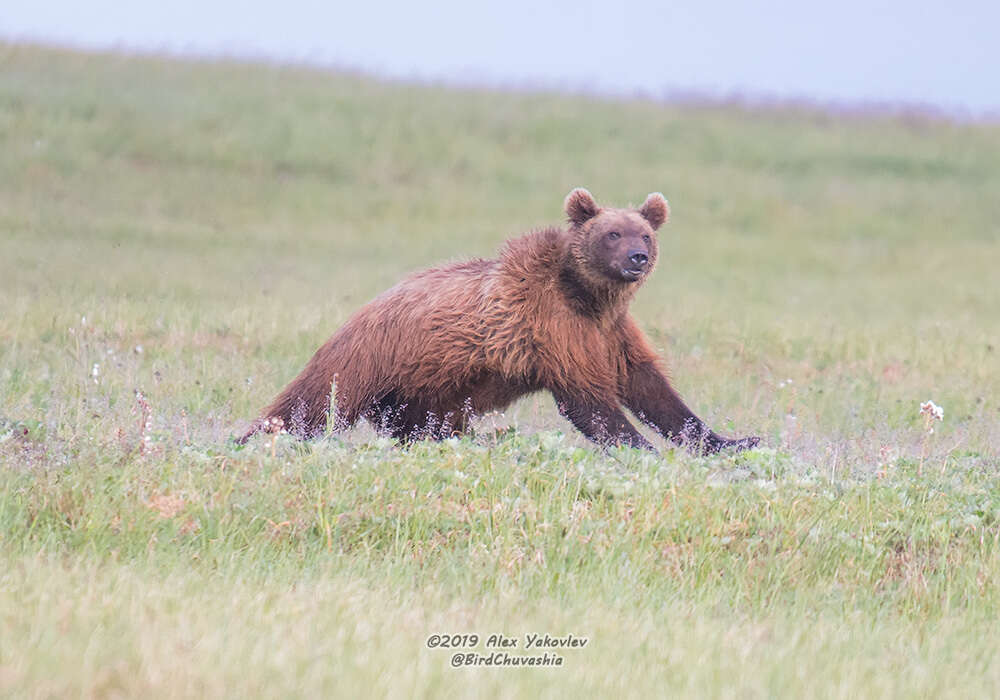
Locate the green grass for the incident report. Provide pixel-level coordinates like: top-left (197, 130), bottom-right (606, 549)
top-left (1, 42), bottom-right (999, 697)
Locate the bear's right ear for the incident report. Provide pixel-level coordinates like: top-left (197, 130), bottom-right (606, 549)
top-left (564, 188), bottom-right (600, 226)
top-left (639, 192), bottom-right (669, 230)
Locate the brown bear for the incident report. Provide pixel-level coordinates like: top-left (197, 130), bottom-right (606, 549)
top-left (240, 189), bottom-right (759, 454)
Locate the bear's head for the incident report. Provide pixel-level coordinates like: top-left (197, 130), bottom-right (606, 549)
top-left (563, 188), bottom-right (669, 290)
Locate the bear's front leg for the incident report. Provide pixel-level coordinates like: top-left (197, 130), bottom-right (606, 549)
top-left (552, 389), bottom-right (656, 451)
top-left (623, 361), bottom-right (759, 455)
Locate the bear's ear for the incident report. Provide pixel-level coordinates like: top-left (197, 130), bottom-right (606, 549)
top-left (564, 188), bottom-right (600, 226)
top-left (638, 192), bottom-right (670, 230)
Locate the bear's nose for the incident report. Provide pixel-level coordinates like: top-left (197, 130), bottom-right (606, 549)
top-left (628, 251), bottom-right (649, 267)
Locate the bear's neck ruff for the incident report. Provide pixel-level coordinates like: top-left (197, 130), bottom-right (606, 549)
top-left (557, 258), bottom-right (638, 320)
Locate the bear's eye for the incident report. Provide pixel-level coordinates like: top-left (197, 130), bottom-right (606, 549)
top-left (642, 234), bottom-right (651, 243)
top-left (607, 231), bottom-right (621, 240)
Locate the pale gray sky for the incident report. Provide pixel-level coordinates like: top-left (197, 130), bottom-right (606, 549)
top-left (3, 0), bottom-right (998, 116)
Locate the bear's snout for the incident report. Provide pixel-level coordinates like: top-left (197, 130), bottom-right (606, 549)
top-left (628, 250), bottom-right (649, 267)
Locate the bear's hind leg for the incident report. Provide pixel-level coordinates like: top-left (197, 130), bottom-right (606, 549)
top-left (366, 394), bottom-right (460, 443)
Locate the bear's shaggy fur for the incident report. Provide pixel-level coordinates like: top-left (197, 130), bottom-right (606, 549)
top-left (240, 189), bottom-right (758, 453)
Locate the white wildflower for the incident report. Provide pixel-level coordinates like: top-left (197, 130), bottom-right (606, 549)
top-left (91, 363), bottom-right (99, 382)
top-left (919, 400), bottom-right (944, 422)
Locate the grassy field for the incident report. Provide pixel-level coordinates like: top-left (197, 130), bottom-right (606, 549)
top-left (2, 42), bottom-right (999, 697)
